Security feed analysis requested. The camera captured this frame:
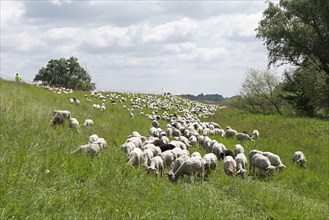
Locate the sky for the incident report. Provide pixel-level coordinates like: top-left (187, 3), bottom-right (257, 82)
top-left (1, 0), bottom-right (277, 97)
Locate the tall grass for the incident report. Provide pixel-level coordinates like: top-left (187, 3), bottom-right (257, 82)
top-left (1, 79), bottom-right (328, 219)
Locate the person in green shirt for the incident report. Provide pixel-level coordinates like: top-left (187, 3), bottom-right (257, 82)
top-left (15, 73), bottom-right (21, 83)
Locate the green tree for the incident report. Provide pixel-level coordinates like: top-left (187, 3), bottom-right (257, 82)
top-left (34, 57), bottom-right (95, 90)
top-left (237, 68), bottom-right (283, 115)
top-left (256, 0), bottom-right (329, 116)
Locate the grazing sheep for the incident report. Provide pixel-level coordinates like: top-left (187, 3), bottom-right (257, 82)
top-left (128, 148), bottom-right (143, 166)
top-left (158, 144), bottom-right (176, 152)
top-left (69, 118), bottom-right (80, 128)
top-left (122, 142), bottom-right (136, 155)
top-left (143, 144), bottom-right (162, 157)
top-left (143, 149), bottom-right (154, 166)
top-left (52, 110), bottom-right (71, 119)
top-left (203, 153), bottom-right (217, 178)
top-left (159, 150), bottom-right (176, 167)
top-left (251, 130), bottom-right (260, 140)
top-left (170, 157), bottom-right (204, 183)
top-left (236, 133), bottom-right (252, 141)
top-left (152, 120), bottom-right (160, 128)
top-left (153, 139), bottom-right (165, 147)
top-left (248, 150), bottom-right (263, 173)
top-left (293, 151), bottom-right (307, 168)
top-left (83, 119), bottom-right (94, 127)
top-left (219, 149), bottom-right (235, 160)
top-left (235, 153), bottom-right (248, 178)
top-left (234, 144), bottom-right (245, 156)
top-left (146, 156), bottom-right (164, 177)
top-left (225, 126), bottom-right (238, 138)
top-left (211, 142), bottom-right (226, 159)
top-left (168, 155), bottom-right (190, 178)
top-left (70, 143), bottom-right (100, 156)
top-left (94, 138), bottom-right (108, 150)
top-left (251, 153), bottom-right (276, 177)
top-left (50, 112), bottom-right (65, 126)
top-left (191, 151), bottom-right (202, 158)
top-left (261, 152), bottom-right (286, 172)
top-left (223, 156), bottom-right (236, 176)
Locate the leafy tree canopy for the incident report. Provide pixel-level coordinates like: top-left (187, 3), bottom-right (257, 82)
top-left (34, 56), bottom-right (95, 90)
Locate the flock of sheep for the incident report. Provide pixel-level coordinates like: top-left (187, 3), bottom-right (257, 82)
top-left (46, 85), bottom-right (307, 183)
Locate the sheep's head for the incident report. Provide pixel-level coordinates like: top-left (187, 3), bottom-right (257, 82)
top-left (237, 168), bottom-right (246, 178)
top-left (278, 164), bottom-right (286, 172)
top-left (267, 166), bottom-right (276, 175)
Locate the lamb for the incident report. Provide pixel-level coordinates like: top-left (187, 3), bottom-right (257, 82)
top-left (235, 153), bottom-right (248, 178)
top-left (128, 148), bottom-right (143, 166)
top-left (293, 151), bottom-right (307, 168)
top-left (69, 118), bottom-right (80, 128)
top-left (261, 151), bottom-right (286, 172)
top-left (251, 130), bottom-right (260, 140)
top-left (169, 157), bottom-right (204, 183)
top-left (223, 156), bottom-right (236, 176)
top-left (146, 156), bottom-right (164, 177)
top-left (70, 143), bottom-right (100, 156)
top-left (203, 153), bottom-right (217, 178)
top-left (83, 119), bottom-right (94, 127)
top-left (251, 153), bottom-right (276, 177)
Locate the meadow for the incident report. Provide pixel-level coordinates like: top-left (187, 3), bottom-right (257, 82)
top-left (0, 79), bottom-right (328, 219)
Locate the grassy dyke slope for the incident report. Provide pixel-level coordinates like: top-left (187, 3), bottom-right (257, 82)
top-left (0, 79), bottom-right (328, 219)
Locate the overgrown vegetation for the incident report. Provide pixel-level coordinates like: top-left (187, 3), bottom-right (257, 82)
top-left (1, 80), bottom-right (328, 219)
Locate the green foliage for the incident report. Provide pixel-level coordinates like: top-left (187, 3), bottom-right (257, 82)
top-left (180, 93), bottom-right (226, 103)
top-left (33, 56), bottom-right (95, 90)
top-left (236, 68), bottom-right (284, 115)
top-left (1, 80), bottom-right (328, 219)
top-left (281, 63), bottom-right (329, 116)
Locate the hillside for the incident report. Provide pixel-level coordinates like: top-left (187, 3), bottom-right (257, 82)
top-left (0, 79), bottom-right (328, 219)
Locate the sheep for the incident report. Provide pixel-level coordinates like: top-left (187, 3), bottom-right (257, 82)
top-left (143, 149), bottom-right (154, 166)
top-left (89, 134), bottom-right (99, 143)
top-left (248, 150), bottom-right (263, 173)
top-left (251, 153), bottom-right (276, 177)
top-left (158, 144), bottom-right (176, 152)
top-left (83, 119), bottom-right (94, 127)
top-left (159, 150), bottom-right (176, 167)
top-left (236, 133), bottom-right (253, 141)
top-left (70, 143), bottom-right (100, 156)
top-left (235, 153), bottom-right (248, 178)
top-left (171, 147), bottom-right (190, 158)
top-left (234, 144), bottom-right (244, 156)
top-left (94, 137), bottom-right (108, 150)
top-left (146, 156), bottom-right (164, 177)
top-left (223, 156), bottom-right (236, 176)
top-left (169, 157), bottom-right (204, 183)
top-left (122, 142), bottom-right (136, 155)
top-left (50, 112), bottom-right (65, 126)
top-left (203, 153), bottom-right (217, 178)
top-left (168, 155), bottom-right (190, 178)
top-left (293, 151), bottom-right (307, 168)
top-left (53, 110), bottom-right (71, 119)
top-left (225, 126), bottom-right (238, 138)
top-left (153, 139), bottom-right (165, 147)
top-left (211, 142), bottom-right (226, 159)
top-left (128, 148), bottom-right (143, 166)
top-left (152, 120), bottom-right (160, 128)
top-left (261, 152), bottom-right (286, 172)
top-left (219, 149), bottom-right (235, 160)
top-left (251, 130), bottom-right (260, 140)
top-left (69, 118), bottom-right (80, 129)
top-left (191, 151), bottom-right (202, 158)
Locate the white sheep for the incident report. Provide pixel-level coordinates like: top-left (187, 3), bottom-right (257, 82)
top-left (146, 156), bottom-right (164, 177)
top-left (234, 144), bottom-right (245, 156)
top-left (223, 156), bottom-right (236, 176)
top-left (235, 153), bottom-right (248, 178)
top-left (293, 151), bottom-right (307, 168)
top-left (89, 134), bottom-right (99, 143)
top-left (83, 119), bottom-right (94, 127)
top-left (128, 148), bottom-right (143, 166)
top-left (203, 153), bottom-right (217, 178)
top-left (143, 148), bottom-right (154, 167)
top-left (261, 151), bottom-right (286, 172)
top-left (251, 130), bottom-right (260, 140)
top-left (236, 133), bottom-right (252, 141)
top-left (225, 126), bottom-right (238, 138)
top-left (69, 118), bottom-right (80, 128)
top-left (168, 155), bottom-right (190, 177)
top-left (170, 157), bottom-right (204, 183)
top-left (159, 150), bottom-right (176, 167)
top-left (248, 150), bottom-right (263, 173)
top-left (191, 151), bottom-right (202, 158)
top-left (251, 153), bottom-right (276, 177)
top-left (52, 110), bottom-right (71, 119)
top-left (70, 143), bottom-right (100, 156)
top-left (94, 137), bottom-right (108, 150)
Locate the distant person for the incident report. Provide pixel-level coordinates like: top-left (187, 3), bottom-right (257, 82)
top-left (15, 73), bottom-right (21, 83)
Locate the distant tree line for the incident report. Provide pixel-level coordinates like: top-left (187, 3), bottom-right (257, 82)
top-left (234, 0), bottom-right (329, 117)
top-left (180, 93), bottom-right (226, 102)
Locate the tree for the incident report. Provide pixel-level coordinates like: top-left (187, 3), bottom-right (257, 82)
top-left (34, 57), bottom-right (95, 90)
top-left (237, 68), bottom-right (283, 115)
top-left (256, 0), bottom-right (329, 116)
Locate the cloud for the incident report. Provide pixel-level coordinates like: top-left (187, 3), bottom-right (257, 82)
top-left (0, 1), bottom-right (272, 97)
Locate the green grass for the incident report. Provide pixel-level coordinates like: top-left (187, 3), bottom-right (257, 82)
top-left (1, 79), bottom-right (328, 219)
